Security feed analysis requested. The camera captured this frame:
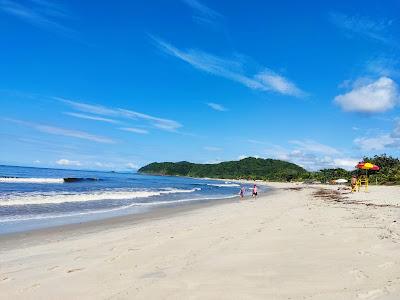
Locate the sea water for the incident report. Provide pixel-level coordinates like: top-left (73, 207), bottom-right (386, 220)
top-left (0, 165), bottom-right (264, 234)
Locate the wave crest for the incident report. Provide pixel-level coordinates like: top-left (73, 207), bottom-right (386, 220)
top-left (0, 188), bottom-right (201, 206)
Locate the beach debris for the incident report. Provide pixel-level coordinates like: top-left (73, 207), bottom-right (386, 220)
top-left (284, 187), bottom-right (303, 191)
top-left (313, 189), bottom-right (400, 209)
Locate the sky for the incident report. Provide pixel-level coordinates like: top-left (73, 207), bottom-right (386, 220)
top-left (1, 0), bottom-right (400, 171)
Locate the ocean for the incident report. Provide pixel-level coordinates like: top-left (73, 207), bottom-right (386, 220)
top-left (0, 165), bottom-right (264, 234)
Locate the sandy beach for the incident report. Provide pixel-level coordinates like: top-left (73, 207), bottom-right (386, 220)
top-left (1, 182), bottom-right (400, 299)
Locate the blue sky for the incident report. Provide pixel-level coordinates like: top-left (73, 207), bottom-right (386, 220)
top-left (1, 0), bottom-right (400, 171)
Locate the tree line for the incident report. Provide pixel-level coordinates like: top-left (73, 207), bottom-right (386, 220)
top-left (138, 154), bottom-right (400, 185)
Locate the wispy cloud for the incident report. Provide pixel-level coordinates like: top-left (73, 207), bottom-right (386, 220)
top-left (289, 139), bottom-right (340, 155)
top-left (240, 147), bottom-right (357, 171)
top-left (151, 36), bottom-right (305, 97)
top-left (206, 102), bottom-right (227, 111)
top-left (255, 140), bottom-right (357, 171)
top-left (329, 12), bottom-right (397, 46)
top-left (64, 112), bottom-right (120, 124)
top-left (365, 56), bottom-right (400, 78)
top-left (334, 77), bottom-right (399, 113)
top-left (203, 146), bottom-right (222, 151)
top-left (354, 134), bottom-right (395, 151)
top-left (5, 118), bottom-right (115, 144)
top-left (119, 127), bottom-right (149, 134)
top-left (181, 0), bottom-right (223, 27)
top-left (0, 0), bottom-right (73, 34)
top-left (182, 0), bottom-right (221, 19)
top-left (354, 120), bottom-right (400, 151)
top-left (57, 97), bottom-right (182, 132)
top-left (255, 70), bottom-right (305, 97)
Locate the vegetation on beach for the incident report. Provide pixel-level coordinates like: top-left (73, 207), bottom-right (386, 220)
top-left (139, 154), bottom-right (400, 184)
top-left (310, 155), bottom-right (400, 185)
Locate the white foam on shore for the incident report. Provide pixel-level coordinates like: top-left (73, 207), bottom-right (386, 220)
top-left (0, 193), bottom-right (236, 223)
top-left (0, 177), bottom-right (64, 184)
top-left (0, 188), bottom-right (201, 206)
top-left (207, 183), bottom-right (240, 187)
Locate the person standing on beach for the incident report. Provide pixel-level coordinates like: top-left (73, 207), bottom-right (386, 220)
top-left (252, 184), bottom-right (258, 198)
top-left (239, 186), bottom-right (245, 199)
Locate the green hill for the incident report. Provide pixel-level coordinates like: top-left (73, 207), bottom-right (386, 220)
top-left (138, 157), bottom-right (308, 181)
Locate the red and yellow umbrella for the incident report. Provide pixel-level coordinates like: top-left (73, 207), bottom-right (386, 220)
top-left (356, 162), bottom-right (380, 171)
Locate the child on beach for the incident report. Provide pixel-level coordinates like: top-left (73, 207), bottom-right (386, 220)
top-left (252, 184), bottom-right (258, 198)
top-left (239, 186), bottom-right (245, 199)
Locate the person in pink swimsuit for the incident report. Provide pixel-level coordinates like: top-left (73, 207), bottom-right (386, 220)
top-left (252, 184), bottom-right (258, 198)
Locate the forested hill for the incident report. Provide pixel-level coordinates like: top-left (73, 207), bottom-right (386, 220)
top-left (138, 157), bottom-right (307, 181)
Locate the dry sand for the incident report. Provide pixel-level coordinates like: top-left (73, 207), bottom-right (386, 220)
top-left (1, 182), bottom-right (400, 299)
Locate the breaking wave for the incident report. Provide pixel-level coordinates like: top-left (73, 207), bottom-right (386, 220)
top-left (0, 177), bottom-right (100, 184)
top-left (0, 188), bottom-right (201, 206)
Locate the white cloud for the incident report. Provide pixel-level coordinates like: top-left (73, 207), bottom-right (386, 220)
top-left (205, 159), bottom-right (223, 164)
top-left (33, 160), bottom-right (41, 164)
top-left (247, 139), bottom-right (269, 145)
top-left (119, 127), bottom-right (149, 134)
top-left (204, 146), bottom-right (222, 151)
top-left (329, 12), bottom-right (395, 46)
top-left (151, 36), bottom-right (305, 97)
top-left (58, 98), bottom-right (182, 132)
top-left (56, 159), bottom-right (81, 166)
top-left (126, 162), bottom-right (139, 170)
top-left (260, 141), bottom-right (358, 171)
top-left (354, 120), bottom-right (400, 152)
top-left (354, 134), bottom-right (396, 151)
top-left (5, 118), bottom-right (115, 144)
top-left (334, 77), bottom-right (399, 113)
top-left (0, 0), bottom-right (73, 34)
top-left (365, 56), bottom-right (400, 78)
top-left (333, 158), bottom-right (359, 169)
top-left (64, 112), bottom-right (120, 124)
top-left (289, 139), bottom-right (339, 155)
top-left (181, 0), bottom-right (223, 28)
top-left (206, 102), bottom-right (227, 111)
top-left (255, 70), bottom-right (305, 97)
top-left (181, 0), bottom-right (221, 19)
top-left (94, 162), bottom-right (115, 168)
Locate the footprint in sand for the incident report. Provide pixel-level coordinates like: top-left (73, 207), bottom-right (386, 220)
top-left (128, 248), bottom-right (140, 252)
top-left (378, 262), bottom-right (395, 269)
top-left (357, 288), bottom-right (386, 299)
top-left (22, 283), bottom-right (41, 291)
top-left (350, 269), bottom-right (369, 281)
top-left (66, 268), bottom-right (84, 273)
top-left (357, 250), bottom-right (372, 256)
top-left (47, 266), bottom-right (60, 271)
top-left (140, 271), bottom-right (166, 279)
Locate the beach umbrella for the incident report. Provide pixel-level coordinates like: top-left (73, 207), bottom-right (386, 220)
top-left (335, 179), bottom-right (348, 184)
top-left (355, 162), bottom-right (380, 171)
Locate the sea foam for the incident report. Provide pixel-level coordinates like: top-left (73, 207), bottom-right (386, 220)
top-left (0, 188), bottom-right (201, 206)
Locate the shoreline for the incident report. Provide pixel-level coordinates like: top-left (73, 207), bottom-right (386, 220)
top-left (0, 180), bottom-right (275, 248)
top-left (1, 183), bottom-right (399, 299)
top-left (0, 177), bottom-right (270, 240)
top-left (0, 194), bottom-right (244, 250)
